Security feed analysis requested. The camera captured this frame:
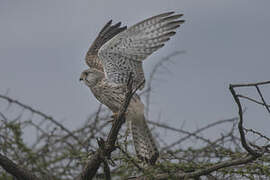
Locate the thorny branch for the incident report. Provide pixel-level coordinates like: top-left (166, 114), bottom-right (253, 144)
top-left (0, 94), bottom-right (83, 146)
top-left (0, 53), bottom-right (269, 180)
top-left (229, 81), bottom-right (270, 156)
top-left (0, 153), bottom-right (41, 180)
top-left (155, 116), bottom-right (238, 151)
top-left (132, 155), bottom-right (257, 180)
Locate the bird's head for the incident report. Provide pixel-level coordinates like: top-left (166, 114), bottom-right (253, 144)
top-left (79, 69), bottom-right (89, 82)
top-left (79, 69), bottom-right (103, 87)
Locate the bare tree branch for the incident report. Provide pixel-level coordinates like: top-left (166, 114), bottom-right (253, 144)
top-left (0, 153), bottom-right (41, 180)
top-left (132, 154), bottom-right (257, 180)
top-left (229, 84), bottom-right (262, 157)
top-left (0, 94), bottom-right (83, 146)
top-left (160, 116), bottom-right (237, 151)
top-left (255, 85), bottom-right (270, 114)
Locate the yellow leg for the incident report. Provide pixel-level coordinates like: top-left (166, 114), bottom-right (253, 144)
top-left (112, 112), bottom-right (119, 119)
top-left (107, 112), bottom-right (118, 123)
top-left (110, 112), bottom-right (127, 121)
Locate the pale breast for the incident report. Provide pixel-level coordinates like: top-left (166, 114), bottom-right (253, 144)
top-left (90, 79), bottom-right (126, 112)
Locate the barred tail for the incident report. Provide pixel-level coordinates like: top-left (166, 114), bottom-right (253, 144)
top-left (129, 114), bottom-right (159, 164)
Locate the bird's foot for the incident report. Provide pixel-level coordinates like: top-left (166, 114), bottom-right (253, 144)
top-left (110, 112), bottom-right (127, 121)
top-left (108, 113), bottom-right (118, 123)
top-left (110, 112), bottom-right (119, 119)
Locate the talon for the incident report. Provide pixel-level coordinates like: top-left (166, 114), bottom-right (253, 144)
top-left (108, 112), bottom-right (118, 123)
top-left (111, 112), bottom-right (119, 119)
top-left (110, 112), bottom-right (127, 120)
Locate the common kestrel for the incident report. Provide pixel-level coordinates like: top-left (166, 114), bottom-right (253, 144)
top-left (80, 12), bottom-right (184, 164)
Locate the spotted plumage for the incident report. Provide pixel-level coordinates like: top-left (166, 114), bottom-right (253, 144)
top-left (81, 12), bottom-right (184, 164)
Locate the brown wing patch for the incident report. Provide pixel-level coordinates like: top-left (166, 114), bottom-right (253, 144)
top-left (85, 20), bottom-right (127, 71)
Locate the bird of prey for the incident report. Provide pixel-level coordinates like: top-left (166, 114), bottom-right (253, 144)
top-left (80, 12), bottom-right (184, 164)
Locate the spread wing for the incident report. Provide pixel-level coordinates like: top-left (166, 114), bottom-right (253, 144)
top-left (98, 12), bottom-right (184, 87)
top-left (85, 20), bottom-right (127, 71)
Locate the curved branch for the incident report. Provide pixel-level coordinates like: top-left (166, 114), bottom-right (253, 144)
top-left (132, 154), bottom-right (257, 180)
top-left (0, 94), bottom-right (83, 146)
top-left (229, 84), bottom-right (261, 157)
top-left (0, 153), bottom-right (40, 180)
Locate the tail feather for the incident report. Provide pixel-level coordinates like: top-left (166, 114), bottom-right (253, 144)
top-left (129, 115), bottom-right (159, 164)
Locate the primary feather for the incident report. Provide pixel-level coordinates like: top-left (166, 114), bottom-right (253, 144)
top-left (98, 12), bottom-right (184, 88)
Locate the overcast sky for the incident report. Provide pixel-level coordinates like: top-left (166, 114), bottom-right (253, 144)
top-left (0, 0), bottom-right (270, 142)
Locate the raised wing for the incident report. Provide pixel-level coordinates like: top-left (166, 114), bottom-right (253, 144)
top-left (85, 20), bottom-right (127, 71)
top-left (98, 12), bottom-right (184, 88)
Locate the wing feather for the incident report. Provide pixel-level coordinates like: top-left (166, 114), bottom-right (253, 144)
top-left (85, 20), bottom-right (127, 71)
top-left (98, 12), bottom-right (184, 88)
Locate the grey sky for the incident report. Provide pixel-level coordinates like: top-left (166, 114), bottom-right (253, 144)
top-left (1, 0), bottom-right (270, 141)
